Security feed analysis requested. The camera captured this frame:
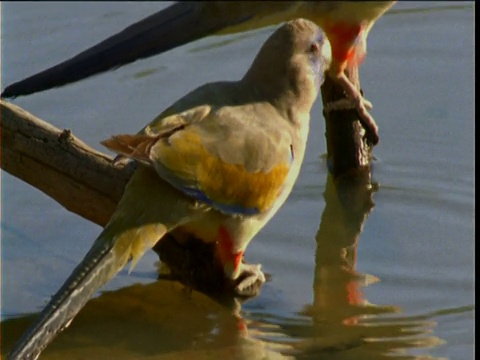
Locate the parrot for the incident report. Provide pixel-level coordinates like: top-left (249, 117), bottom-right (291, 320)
top-left (1, 1), bottom-right (396, 144)
top-left (7, 18), bottom-right (332, 360)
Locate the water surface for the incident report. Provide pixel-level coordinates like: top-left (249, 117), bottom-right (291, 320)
top-left (1, 2), bottom-right (474, 359)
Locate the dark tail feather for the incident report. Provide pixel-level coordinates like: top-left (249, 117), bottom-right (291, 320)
top-left (1, 2), bottom-right (227, 98)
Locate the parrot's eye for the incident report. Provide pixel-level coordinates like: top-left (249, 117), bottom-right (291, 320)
top-left (308, 42), bottom-right (320, 54)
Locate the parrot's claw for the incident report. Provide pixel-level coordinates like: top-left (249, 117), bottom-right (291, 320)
top-left (234, 263), bottom-right (266, 297)
top-left (362, 97), bottom-right (373, 110)
top-left (351, 96), bottom-right (379, 145)
top-left (333, 71), bottom-right (379, 145)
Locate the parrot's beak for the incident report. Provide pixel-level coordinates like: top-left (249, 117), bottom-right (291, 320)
top-left (322, 38), bottom-right (333, 69)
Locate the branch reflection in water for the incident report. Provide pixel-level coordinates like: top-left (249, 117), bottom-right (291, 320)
top-left (244, 172), bottom-right (445, 360)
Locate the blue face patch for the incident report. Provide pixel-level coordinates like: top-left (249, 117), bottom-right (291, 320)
top-left (308, 31), bottom-right (329, 90)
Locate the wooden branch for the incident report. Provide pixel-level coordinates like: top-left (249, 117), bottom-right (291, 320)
top-left (320, 68), bottom-right (374, 180)
top-left (1, 99), bottom-right (134, 227)
top-left (0, 99), bottom-right (245, 296)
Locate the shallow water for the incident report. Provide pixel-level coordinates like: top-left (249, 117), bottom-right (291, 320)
top-left (1, 2), bottom-right (474, 359)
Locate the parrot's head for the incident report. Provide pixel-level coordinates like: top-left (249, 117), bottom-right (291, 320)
top-left (244, 18), bottom-right (331, 113)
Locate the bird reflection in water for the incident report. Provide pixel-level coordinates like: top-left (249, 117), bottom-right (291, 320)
top-left (1, 171), bottom-right (445, 360)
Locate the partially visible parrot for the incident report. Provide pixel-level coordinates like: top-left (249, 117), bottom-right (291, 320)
top-left (7, 19), bottom-right (331, 360)
top-left (1, 1), bottom-right (396, 143)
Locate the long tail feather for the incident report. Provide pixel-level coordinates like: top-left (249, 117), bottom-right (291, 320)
top-left (1, 2), bottom-right (231, 98)
top-left (7, 233), bottom-right (127, 360)
top-left (8, 168), bottom-right (170, 359)
top-left (1, 1), bottom-right (301, 99)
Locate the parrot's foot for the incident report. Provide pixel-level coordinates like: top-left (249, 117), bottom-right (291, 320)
top-left (351, 95), bottom-right (379, 145)
top-left (361, 97), bottom-right (373, 111)
top-left (324, 96), bottom-right (379, 145)
top-left (234, 263), bottom-right (266, 297)
top-left (333, 71), bottom-right (380, 145)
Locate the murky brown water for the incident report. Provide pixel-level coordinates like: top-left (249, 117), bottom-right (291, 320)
top-left (1, 2), bottom-right (474, 359)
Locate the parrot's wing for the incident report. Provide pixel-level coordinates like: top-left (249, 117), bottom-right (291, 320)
top-left (102, 104), bottom-right (294, 215)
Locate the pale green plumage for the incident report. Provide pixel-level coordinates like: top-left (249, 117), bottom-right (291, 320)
top-left (106, 93), bottom-right (296, 214)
